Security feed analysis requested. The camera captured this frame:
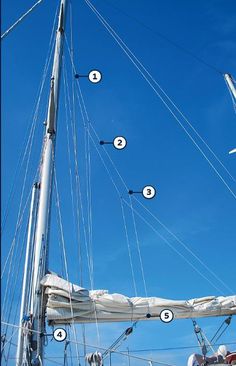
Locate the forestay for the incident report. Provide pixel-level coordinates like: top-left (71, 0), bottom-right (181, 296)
top-left (41, 274), bottom-right (236, 324)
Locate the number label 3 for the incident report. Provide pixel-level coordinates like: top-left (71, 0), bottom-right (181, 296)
top-left (142, 185), bottom-right (156, 199)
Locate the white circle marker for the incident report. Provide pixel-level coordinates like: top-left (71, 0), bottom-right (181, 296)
top-left (88, 70), bottom-right (102, 83)
top-left (53, 328), bottom-right (67, 342)
top-left (160, 309), bottom-right (174, 323)
top-left (113, 136), bottom-right (127, 150)
top-left (142, 185), bottom-right (156, 199)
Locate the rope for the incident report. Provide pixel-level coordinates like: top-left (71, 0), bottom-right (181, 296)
top-left (1, 0), bottom-right (44, 40)
top-left (84, 0), bottom-right (236, 200)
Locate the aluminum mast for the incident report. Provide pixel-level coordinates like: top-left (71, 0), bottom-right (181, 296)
top-left (16, 1), bottom-right (67, 364)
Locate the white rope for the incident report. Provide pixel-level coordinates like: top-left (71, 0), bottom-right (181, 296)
top-left (1, 0), bottom-right (44, 40)
top-left (84, 0), bottom-right (236, 200)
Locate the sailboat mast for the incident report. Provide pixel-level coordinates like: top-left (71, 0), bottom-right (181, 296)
top-left (16, 1), bottom-right (67, 364)
top-left (16, 183), bottom-right (39, 365)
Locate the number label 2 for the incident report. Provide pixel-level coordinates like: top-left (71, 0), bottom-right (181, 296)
top-left (113, 136), bottom-right (127, 150)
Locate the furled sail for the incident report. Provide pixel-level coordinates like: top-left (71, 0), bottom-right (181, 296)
top-left (41, 274), bottom-right (236, 324)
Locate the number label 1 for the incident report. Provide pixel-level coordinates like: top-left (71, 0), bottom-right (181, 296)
top-left (53, 328), bottom-right (67, 342)
top-left (113, 136), bottom-right (127, 150)
top-left (160, 309), bottom-right (174, 323)
top-left (88, 70), bottom-right (102, 83)
top-left (142, 185), bottom-right (156, 199)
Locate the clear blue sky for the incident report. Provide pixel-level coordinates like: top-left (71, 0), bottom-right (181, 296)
top-left (1, 0), bottom-right (236, 365)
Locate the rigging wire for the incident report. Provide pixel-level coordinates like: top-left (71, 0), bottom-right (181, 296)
top-left (100, 0), bottom-right (223, 76)
top-left (1, 4), bottom-right (58, 234)
top-left (65, 58), bottom-right (234, 295)
top-left (1, 0), bottom-right (44, 40)
top-left (2, 321), bottom-right (236, 354)
top-left (86, 119), bottom-right (233, 295)
top-left (84, 0), bottom-right (236, 200)
top-left (72, 83), bottom-right (232, 295)
top-left (65, 42), bottom-right (95, 294)
top-left (2, 224), bottom-right (28, 357)
top-left (120, 199), bottom-right (138, 296)
top-left (82, 119), bottom-right (234, 295)
top-left (62, 0), bottom-right (236, 295)
top-left (63, 47), bottom-right (95, 293)
top-left (129, 196), bottom-right (148, 297)
top-left (54, 169), bottom-right (81, 364)
top-left (122, 198), bottom-right (226, 294)
top-left (70, 2), bottom-right (93, 353)
top-left (133, 196), bottom-right (235, 295)
top-left (2, 189), bottom-right (32, 326)
top-left (68, 6), bottom-right (84, 288)
top-left (1, 322), bottom-right (178, 366)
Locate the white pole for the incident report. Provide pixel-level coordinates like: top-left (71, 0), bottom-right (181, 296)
top-left (29, 1), bottom-right (67, 364)
top-left (224, 73), bottom-right (236, 100)
top-left (16, 183), bottom-right (39, 366)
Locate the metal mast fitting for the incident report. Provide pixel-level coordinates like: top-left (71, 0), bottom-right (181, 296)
top-left (224, 73), bottom-right (236, 100)
top-left (16, 1), bottom-right (67, 365)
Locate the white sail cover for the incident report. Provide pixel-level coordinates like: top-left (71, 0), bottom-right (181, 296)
top-left (41, 274), bottom-right (236, 324)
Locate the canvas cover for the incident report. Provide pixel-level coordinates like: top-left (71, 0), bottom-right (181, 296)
top-left (41, 274), bottom-right (236, 324)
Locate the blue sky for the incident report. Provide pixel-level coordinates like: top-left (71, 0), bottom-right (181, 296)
top-left (1, 0), bottom-right (236, 365)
